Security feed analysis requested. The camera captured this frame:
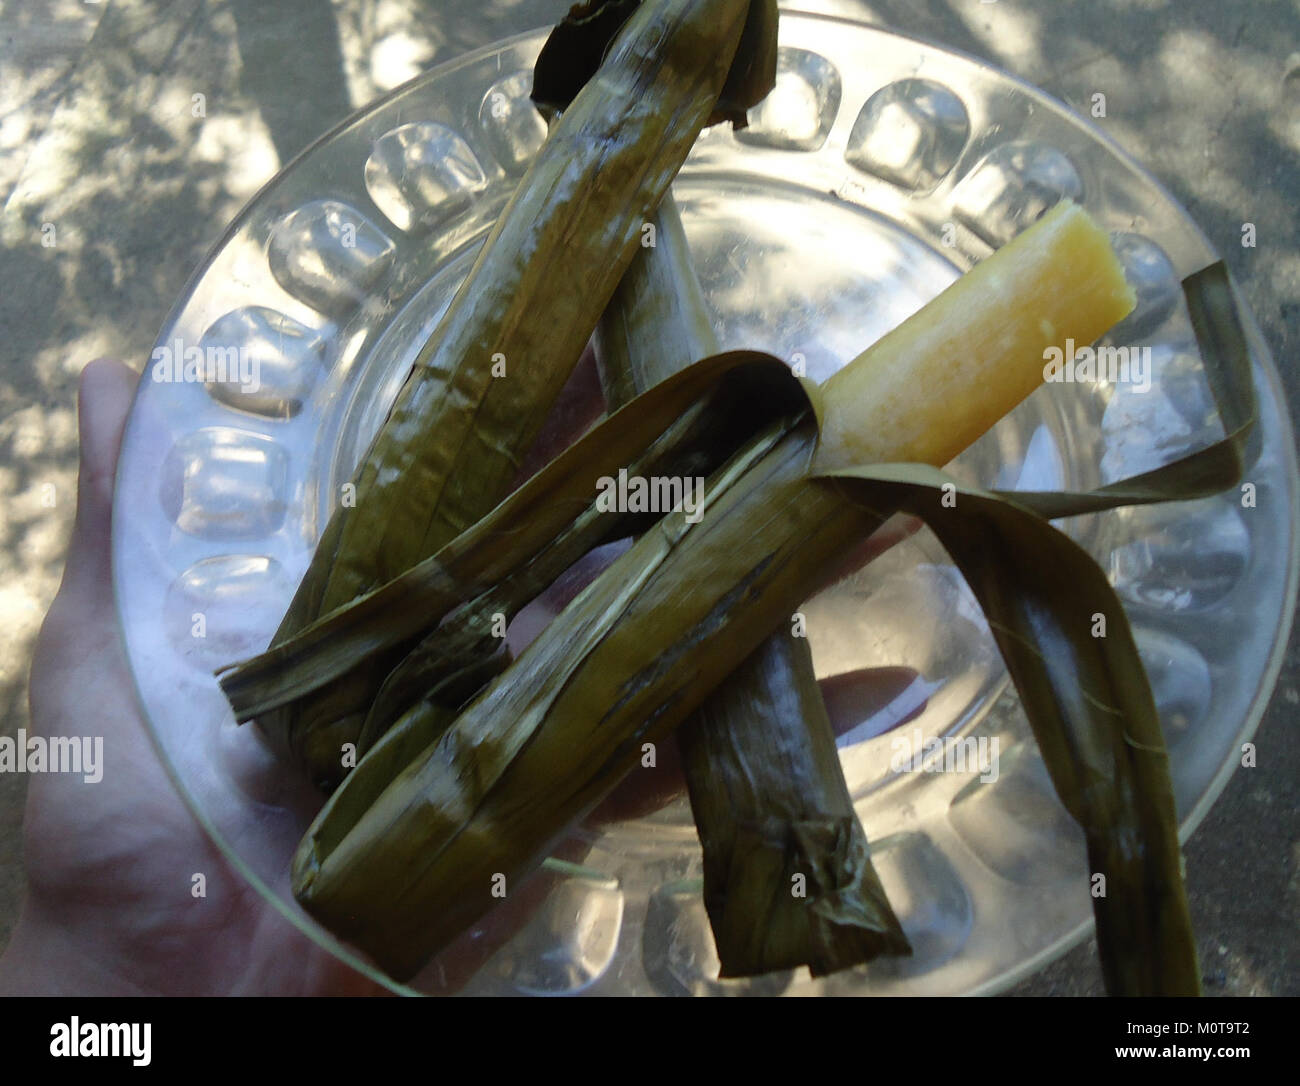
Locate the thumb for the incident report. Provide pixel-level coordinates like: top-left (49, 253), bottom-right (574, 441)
top-left (59, 359), bottom-right (138, 603)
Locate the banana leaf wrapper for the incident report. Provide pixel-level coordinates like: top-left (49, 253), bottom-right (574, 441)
top-left (596, 194), bottom-right (909, 975)
top-left (257, 0), bottom-right (771, 787)
top-left (337, 0), bottom-right (780, 756)
top-left (812, 266), bottom-right (1254, 997)
top-left (293, 403), bottom-right (859, 981)
top-left (532, 0), bottom-right (778, 129)
top-left (218, 354), bottom-right (804, 730)
top-left (282, 263), bottom-right (1250, 992)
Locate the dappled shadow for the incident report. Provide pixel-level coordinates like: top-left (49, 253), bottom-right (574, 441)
top-left (0, 0), bottom-right (105, 203)
top-left (228, 0), bottom-right (355, 165)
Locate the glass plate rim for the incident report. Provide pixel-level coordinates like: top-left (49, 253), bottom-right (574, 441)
top-left (110, 10), bottom-right (1300, 996)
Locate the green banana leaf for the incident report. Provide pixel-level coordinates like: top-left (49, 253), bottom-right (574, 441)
top-left (217, 351), bottom-right (812, 721)
top-left (257, 0), bottom-right (772, 788)
top-left (543, 3), bottom-right (904, 978)
top-left (292, 411), bottom-right (852, 980)
top-left (811, 263), bottom-right (1252, 995)
top-left (596, 194), bottom-right (910, 976)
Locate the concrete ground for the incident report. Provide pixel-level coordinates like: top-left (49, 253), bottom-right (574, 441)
top-left (1, 0), bottom-right (1296, 995)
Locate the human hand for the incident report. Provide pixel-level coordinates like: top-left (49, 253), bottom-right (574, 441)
top-left (0, 359), bottom-right (383, 995)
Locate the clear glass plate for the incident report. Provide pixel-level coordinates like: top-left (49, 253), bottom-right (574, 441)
top-left (112, 13), bottom-right (1299, 996)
